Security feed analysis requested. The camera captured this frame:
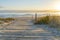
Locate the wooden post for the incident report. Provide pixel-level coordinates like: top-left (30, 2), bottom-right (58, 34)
top-left (35, 13), bottom-right (37, 22)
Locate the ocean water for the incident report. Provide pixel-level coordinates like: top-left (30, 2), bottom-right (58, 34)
top-left (0, 12), bottom-right (44, 18)
top-left (0, 12), bottom-right (60, 18)
top-left (0, 13), bottom-right (34, 18)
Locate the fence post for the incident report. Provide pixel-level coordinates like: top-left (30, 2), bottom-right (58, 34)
top-left (35, 13), bottom-right (37, 22)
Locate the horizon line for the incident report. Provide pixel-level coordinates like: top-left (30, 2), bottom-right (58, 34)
top-left (0, 10), bottom-right (60, 13)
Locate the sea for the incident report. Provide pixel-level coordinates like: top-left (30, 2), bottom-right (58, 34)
top-left (0, 12), bottom-right (60, 18)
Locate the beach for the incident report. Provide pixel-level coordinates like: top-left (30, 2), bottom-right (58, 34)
top-left (0, 16), bottom-right (59, 40)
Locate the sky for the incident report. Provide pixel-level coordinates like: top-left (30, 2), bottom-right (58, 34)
top-left (0, 0), bottom-right (60, 10)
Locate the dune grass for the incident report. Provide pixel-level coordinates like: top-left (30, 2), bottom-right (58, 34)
top-left (34, 15), bottom-right (60, 30)
top-left (34, 16), bottom-right (50, 24)
top-left (0, 18), bottom-right (15, 24)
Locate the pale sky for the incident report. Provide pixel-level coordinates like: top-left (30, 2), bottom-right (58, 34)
top-left (0, 0), bottom-right (60, 10)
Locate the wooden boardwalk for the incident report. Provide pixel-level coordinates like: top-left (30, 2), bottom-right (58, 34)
top-left (0, 17), bottom-right (59, 40)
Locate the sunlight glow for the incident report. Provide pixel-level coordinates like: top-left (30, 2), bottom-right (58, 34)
top-left (54, 2), bottom-right (60, 10)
